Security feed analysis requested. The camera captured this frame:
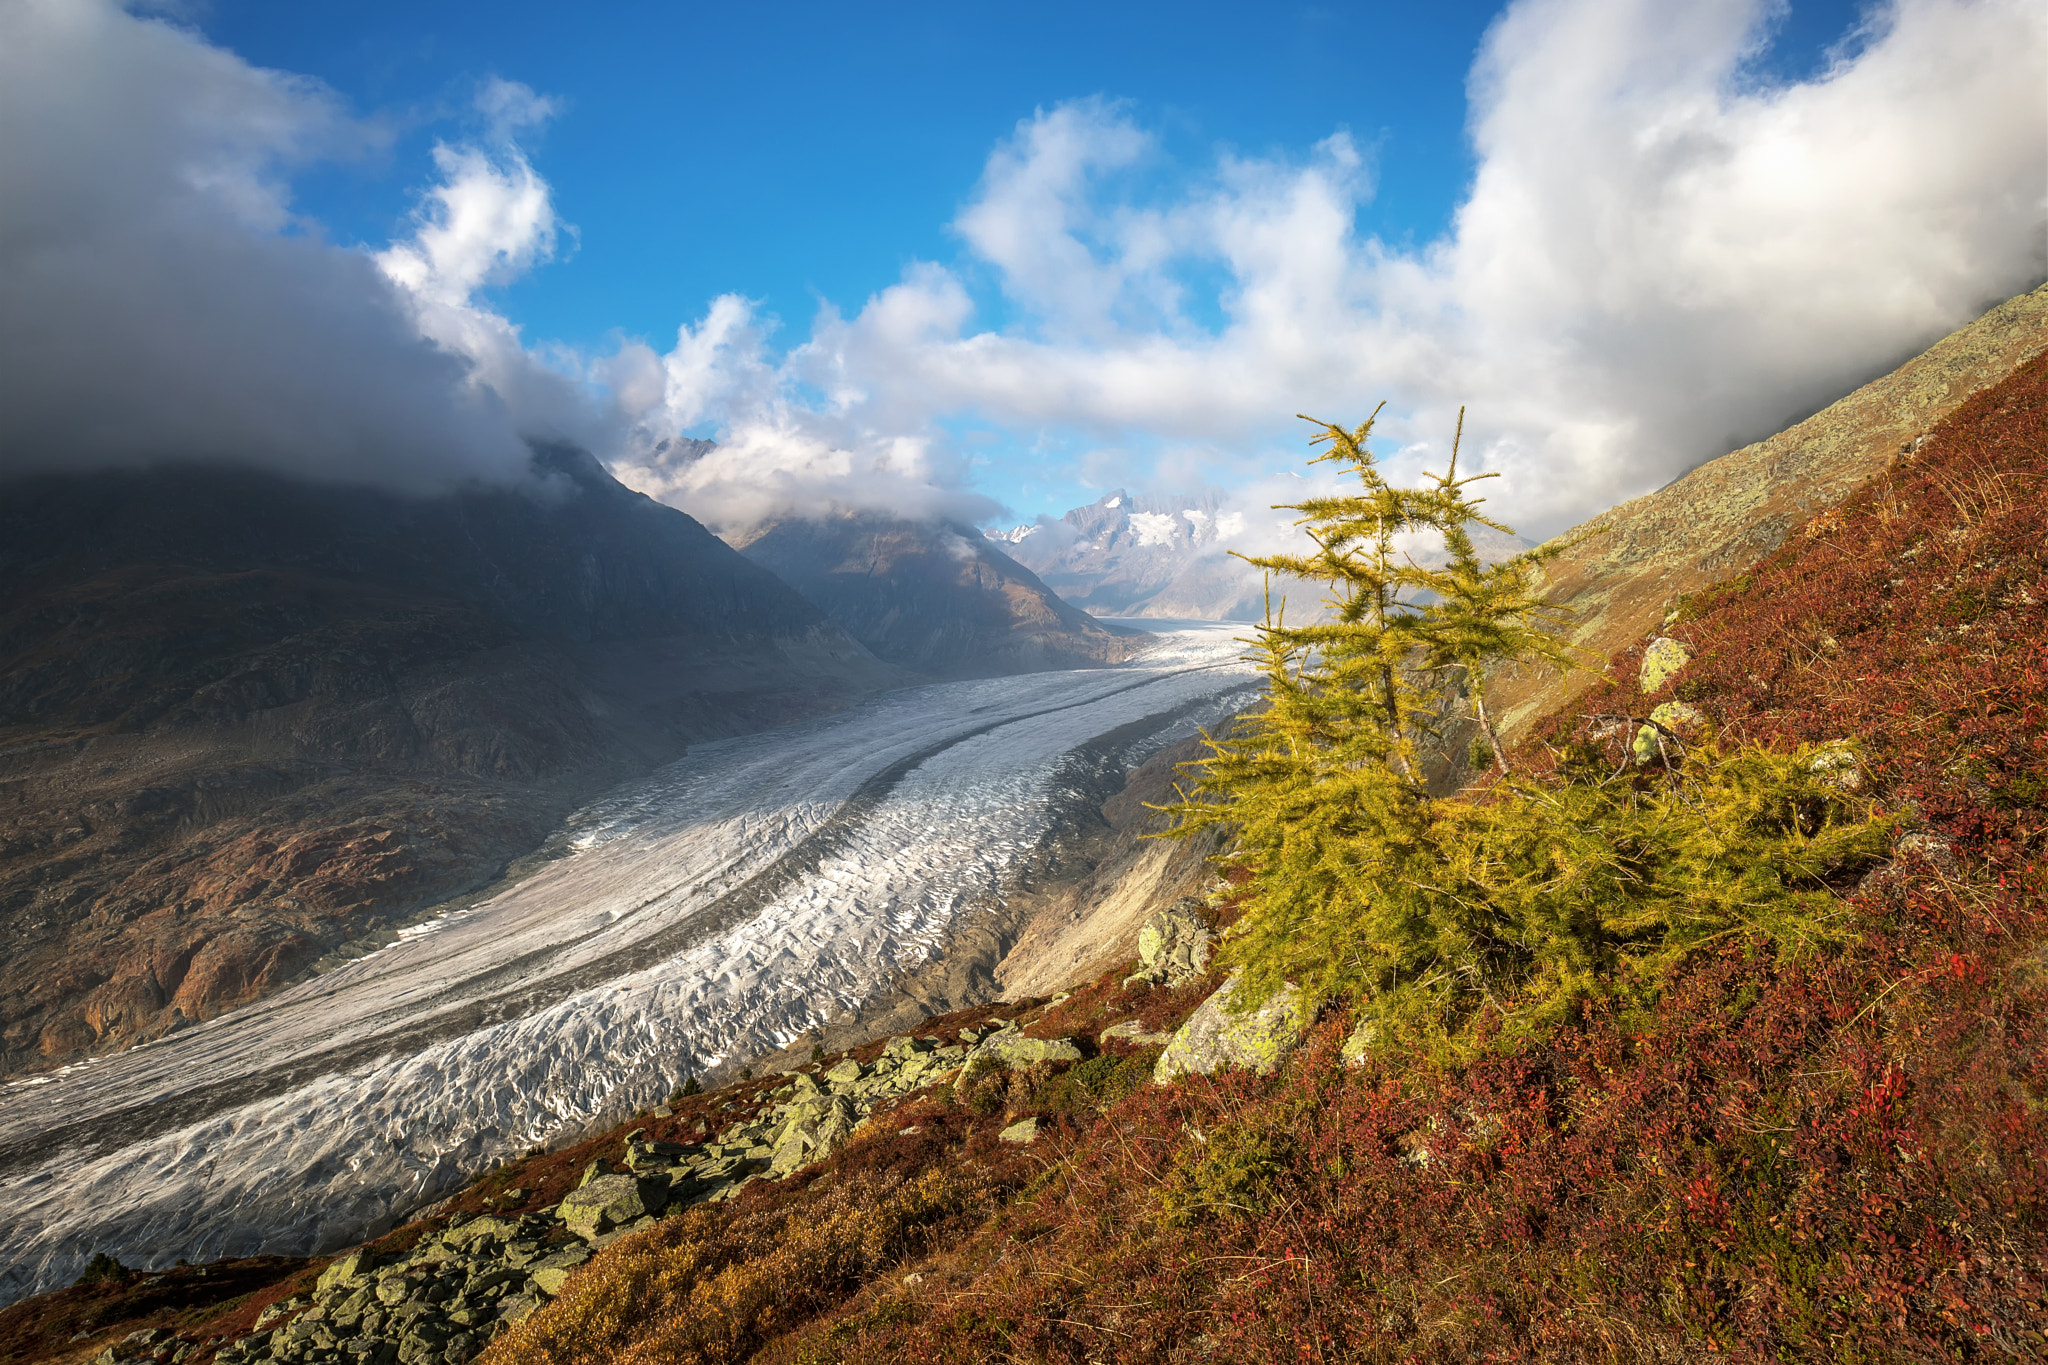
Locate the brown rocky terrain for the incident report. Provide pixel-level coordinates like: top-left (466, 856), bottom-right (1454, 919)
top-left (733, 512), bottom-right (1145, 678)
top-left (0, 448), bottom-right (909, 1076)
top-left (1490, 281), bottom-right (2048, 742)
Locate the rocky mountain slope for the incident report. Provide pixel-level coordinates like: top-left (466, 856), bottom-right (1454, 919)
top-left (1490, 281), bottom-right (2048, 743)
top-left (0, 448), bottom-right (907, 1075)
top-left (732, 512), bottom-right (1144, 678)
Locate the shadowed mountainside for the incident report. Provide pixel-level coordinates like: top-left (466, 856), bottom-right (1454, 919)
top-left (733, 513), bottom-right (1146, 679)
top-left (0, 448), bottom-right (908, 1075)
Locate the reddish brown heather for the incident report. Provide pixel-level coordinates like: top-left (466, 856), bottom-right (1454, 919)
top-left (1490, 280), bottom-right (2048, 744)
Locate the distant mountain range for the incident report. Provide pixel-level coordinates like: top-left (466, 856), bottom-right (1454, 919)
top-left (995, 489), bottom-right (1535, 621)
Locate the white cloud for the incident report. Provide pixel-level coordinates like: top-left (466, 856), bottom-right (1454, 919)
top-left (0, 0), bottom-right (543, 491)
top-left (374, 85), bottom-right (598, 449)
top-left (4, 0), bottom-right (2039, 542)
top-left (608, 0), bottom-right (2045, 538)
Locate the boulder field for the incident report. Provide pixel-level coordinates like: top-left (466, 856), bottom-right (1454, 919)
top-left (64, 896), bottom-right (1304, 1365)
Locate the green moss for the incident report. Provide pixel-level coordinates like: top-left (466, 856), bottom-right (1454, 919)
top-left (1159, 1119), bottom-right (1291, 1227)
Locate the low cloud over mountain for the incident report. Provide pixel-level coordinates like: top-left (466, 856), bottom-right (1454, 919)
top-left (0, 0), bottom-right (2039, 536)
top-left (0, 1), bottom-right (561, 492)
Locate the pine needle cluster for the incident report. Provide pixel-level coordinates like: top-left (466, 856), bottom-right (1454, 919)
top-left (1160, 410), bottom-right (1897, 1054)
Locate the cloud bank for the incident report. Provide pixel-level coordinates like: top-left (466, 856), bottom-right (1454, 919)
top-left (609, 0), bottom-right (2045, 537)
top-left (0, 0), bottom-right (561, 492)
top-left (0, 0), bottom-right (2040, 538)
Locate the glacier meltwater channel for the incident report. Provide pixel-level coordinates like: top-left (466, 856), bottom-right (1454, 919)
top-left (0, 625), bottom-right (1255, 1303)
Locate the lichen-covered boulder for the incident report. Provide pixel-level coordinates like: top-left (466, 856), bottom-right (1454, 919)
top-left (1338, 1014), bottom-right (1376, 1067)
top-left (1154, 972), bottom-right (1312, 1084)
top-left (623, 1139), bottom-right (689, 1172)
top-left (442, 1215), bottom-right (521, 1249)
top-left (1100, 1019), bottom-right (1175, 1047)
top-left (1635, 700), bottom-right (1708, 763)
top-left (882, 1034), bottom-right (933, 1064)
top-left (999, 1118), bottom-right (1039, 1144)
top-left (1125, 898), bottom-right (1216, 988)
top-left (969, 1025), bottom-right (1082, 1072)
top-left (952, 1022), bottom-right (1083, 1099)
top-left (557, 1173), bottom-right (667, 1240)
top-left (768, 1094), bottom-right (858, 1174)
top-left (1639, 636), bottom-right (1693, 694)
top-left (316, 1249), bottom-right (380, 1293)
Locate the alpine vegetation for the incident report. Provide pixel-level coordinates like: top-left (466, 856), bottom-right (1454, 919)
top-left (1162, 410), bottom-right (1897, 1053)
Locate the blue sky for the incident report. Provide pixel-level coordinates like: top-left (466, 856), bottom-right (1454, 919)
top-left (201, 0), bottom-right (1869, 358)
top-left (5, 1), bottom-right (2042, 538)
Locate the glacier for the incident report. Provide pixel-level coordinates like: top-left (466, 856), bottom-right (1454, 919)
top-left (0, 624), bottom-right (1254, 1304)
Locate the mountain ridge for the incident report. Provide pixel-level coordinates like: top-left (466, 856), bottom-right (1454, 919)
top-left (732, 511), bottom-right (1146, 679)
top-left (0, 449), bottom-right (911, 1075)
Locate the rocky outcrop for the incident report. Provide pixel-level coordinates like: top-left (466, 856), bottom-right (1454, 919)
top-left (1122, 898), bottom-right (1215, 988)
top-left (189, 1027), bottom-right (1003, 1365)
top-left (734, 511), bottom-right (1146, 680)
top-left (0, 449), bottom-right (907, 1075)
top-left (1154, 972), bottom-right (1312, 1083)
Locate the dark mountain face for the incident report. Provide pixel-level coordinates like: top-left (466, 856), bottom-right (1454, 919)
top-left (0, 449), bottom-right (906, 1075)
top-left (734, 513), bottom-right (1146, 680)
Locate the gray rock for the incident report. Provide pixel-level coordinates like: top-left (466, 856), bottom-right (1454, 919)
top-left (557, 1172), bottom-right (667, 1239)
top-left (968, 1027), bottom-right (1083, 1072)
top-left (768, 1093), bottom-right (858, 1174)
top-left (1100, 1019), bottom-right (1175, 1047)
top-left (318, 1250), bottom-right (380, 1294)
top-left (1896, 831), bottom-right (1960, 874)
top-left (1125, 899), bottom-right (1215, 988)
top-left (882, 1034), bottom-right (932, 1064)
top-left (1154, 972), bottom-right (1312, 1083)
top-left (822, 1058), bottom-right (863, 1087)
top-left (998, 1117), bottom-right (1040, 1144)
top-left (1338, 1014), bottom-right (1375, 1066)
top-left (501, 1239), bottom-right (544, 1268)
top-left (442, 1216), bottom-right (521, 1249)
top-left (530, 1264), bottom-right (578, 1296)
top-left (623, 1139), bottom-right (688, 1172)
top-left (1808, 740), bottom-right (1868, 793)
top-left (1639, 636), bottom-right (1693, 694)
top-left (1635, 700), bottom-right (1707, 764)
